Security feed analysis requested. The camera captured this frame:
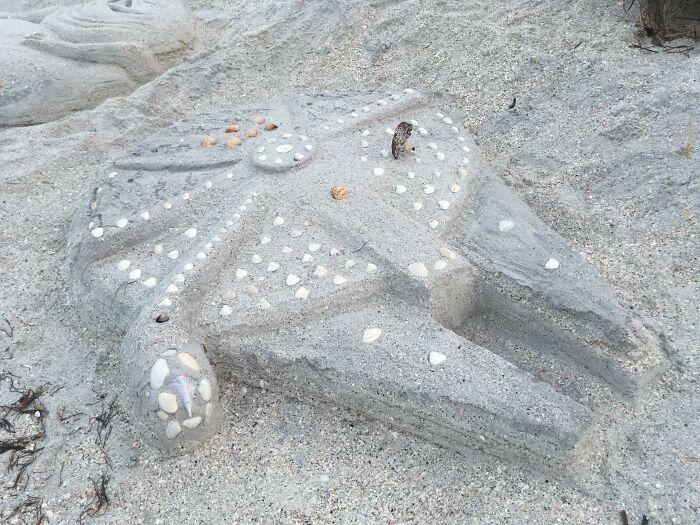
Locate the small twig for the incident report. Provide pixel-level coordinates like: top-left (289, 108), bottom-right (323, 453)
top-left (351, 240), bottom-right (368, 253)
top-left (4, 496), bottom-right (46, 525)
top-left (629, 42), bottom-right (659, 52)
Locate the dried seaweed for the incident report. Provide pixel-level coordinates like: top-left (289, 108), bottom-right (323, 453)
top-left (79, 473), bottom-right (111, 523)
top-left (89, 395), bottom-right (119, 468)
top-left (3, 496), bottom-right (47, 525)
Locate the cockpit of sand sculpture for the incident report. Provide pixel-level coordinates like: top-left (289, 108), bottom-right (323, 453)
top-left (0, 0), bottom-right (201, 127)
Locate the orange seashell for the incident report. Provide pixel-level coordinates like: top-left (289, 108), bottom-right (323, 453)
top-left (254, 116), bottom-right (266, 125)
top-left (225, 124), bottom-right (240, 133)
top-left (226, 136), bottom-right (243, 148)
top-left (264, 122), bottom-right (278, 131)
top-left (244, 128), bottom-right (259, 138)
top-left (331, 185), bottom-right (350, 200)
top-left (201, 135), bottom-right (217, 148)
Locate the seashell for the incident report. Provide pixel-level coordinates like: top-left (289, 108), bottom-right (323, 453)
top-left (225, 124), bottom-right (240, 133)
top-left (154, 243), bottom-right (164, 254)
top-left (434, 260), bottom-right (447, 270)
top-left (295, 287), bottom-right (309, 299)
top-left (408, 262), bottom-right (429, 278)
top-left (545, 258), bottom-right (560, 270)
top-left (366, 263), bottom-right (377, 273)
top-left (201, 135), bottom-right (217, 148)
top-left (224, 289), bottom-right (237, 300)
top-left (252, 254), bottom-right (262, 264)
top-left (219, 305), bottom-right (232, 316)
top-left (308, 242), bottom-right (321, 252)
top-left (184, 228), bottom-right (197, 238)
top-left (286, 274), bottom-right (301, 286)
top-left (331, 185), bottom-right (350, 200)
top-left (226, 136), bottom-right (242, 148)
top-left (117, 260), bottom-right (131, 271)
top-left (363, 328), bottom-right (382, 343)
top-left (498, 220), bottom-right (515, 232)
top-left (440, 247), bottom-right (457, 260)
top-left (313, 266), bottom-right (328, 278)
top-left (116, 218), bottom-right (128, 228)
top-left (264, 122), bottom-right (278, 131)
top-left (302, 254), bottom-right (313, 263)
top-left (273, 216), bottom-right (285, 226)
top-left (177, 352), bottom-right (200, 372)
top-left (267, 262), bottom-right (280, 272)
top-left (413, 202), bottom-right (423, 211)
top-left (395, 185), bottom-right (407, 194)
top-left (199, 379), bottom-right (212, 402)
top-left (332, 275), bottom-right (347, 285)
top-left (244, 128), bottom-right (259, 138)
top-left (166, 421), bottom-right (181, 439)
top-left (275, 144), bottom-right (293, 153)
top-left (91, 227), bottom-right (104, 238)
top-left (429, 351), bottom-right (447, 365)
top-left (373, 167), bottom-right (385, 176)
top-left (158, 392), bottom-right (178, 413)
top-left (150, 359), bottom-right (169, 389)
top-left (439, 200), bottom-right (450, 210)
top-left (235, 268), bottom-right (248, 280)
top-left (129, 269), bottom-right (142, 280)
top-left (173, 374), bottom-right (194, 417)
top-left (423, 185), bottom-right (435, 195)
top-left (183, 417), bottom-right (202, 429)
top-left (254, 116), bottom-right (266, 125)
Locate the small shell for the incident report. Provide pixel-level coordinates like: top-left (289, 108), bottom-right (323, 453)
top-left (244, 128), bottom-right (260, 138)
top-left (331, 185), bottom-right (350, 200)
top-left (363, 328), bottom-right (382, 343)
top-left (264, 122), bottom-right (278, 131)
top-left (226, 136), bottom-right (242, 148)
top-left (254, 116), bottom-right (267, 125)
top-left (201, 135), bottom-right (217, 148)
top-left (225, 124), bottom-right (240, 133)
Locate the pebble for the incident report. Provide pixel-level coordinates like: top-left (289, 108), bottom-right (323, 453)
top-left (282, 246), bottom-right (293, 254)
top-left (345, 259), bottom-right (355, 268)
top-left (332, 275), bottom-right (347, 285)
top-left (429, 351), bottom-right (447, 365)
top-left (163, 202), bottom-right (172, 209)
top-left (166, 420), bottom-right (181, 439)
top-left (178, 352), bottom-right (200, 372)
top-left (436, 152), bottom-right (446, 161)
top-left (247, 285), bottom-right (259, 296)
top-left (408, 262), bottom-right (429, 278)
top-left (184, 263), bottom-right (194, 271)
top-left (451, 184), bottom-right (461, 193)
top-left (498, 220), bottom-right (515, 232)
top-left (286, 274), bottom-right (301, 286)
top-left (158, 392), bottom-right (178, 413)
top-left (219, 305), bottom-right (233, 316)
top-left (150, 359), bottom-right (169, 389)
top-left (362, 327), bottom-right (382, 343)
top-left (418, 127), bottom-right (427, 135)
top-left (545, 258), bottom-right (560, 270)
top-left (199, 379), bottom-right (212, 401)
top-left (295, 287), bottom-right (309, 299)
top-left (291, 230), bottom-right (303, 238)
top-left (294, 153), bottom-right (305, 161)
top-left (156, 410), bottom-right (169, 421)
top-left (159, 298), bottom-right (172, 307)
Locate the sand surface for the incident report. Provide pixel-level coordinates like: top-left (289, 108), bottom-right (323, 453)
top-left (0, 0), bottom-right (698, 523)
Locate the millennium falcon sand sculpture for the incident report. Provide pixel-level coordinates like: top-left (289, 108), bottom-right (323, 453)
top-left (69, 89), bottom-right (664, 466)
top-left (0, 0), bottom-right (200, 127)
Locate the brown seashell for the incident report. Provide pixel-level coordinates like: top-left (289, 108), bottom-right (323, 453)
top-left (331, 185), bottom-right (350, 200)
top-left (391, 122), bottom-right (413, 159)
top-left (225, 124), bottom-right (240, 133)
top-left (226, 136), bottom-right (243, 148)
top-left (201, 135), bottom-right (217, 148)
top-left (264, 122), bottom-right (278, 131)
top-left (254, 116), bottom-right (267, 125)
top-left (156, 313), bottom-right (169, 323)
top-left (244, 128), bottom-right (259, 138)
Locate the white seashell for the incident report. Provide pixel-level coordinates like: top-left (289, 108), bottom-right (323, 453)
top-left (196, 252), bottom-right (206, 260)
top-left (261, 236), bottom-right (271, 245)
top-left (219, 305), bottom-right (233, 316)
top-left (451, 184), bottom-right (461, 193)
top-left (440, 247), bottom-right (457, 260)
top-left (361, 140), bottom-right (369, 148)
top-left (413, 202), bottom-right (423, 211)
top-left (235, 269), bottom-right (248, 280)
top-left (267, 262), bottom-right (280, 272)
top-left (295, 287), bottom-right (309, 299)
top-left (163, 202), bottom-right (172, 210)
top-left (381, 150), bottom-right (389, 158)
top-left (108, 171), bottom-right (117, 178)
top-left (499, 220), bottom-right (515, 232)
top-left (308, 242), bottom-right (321, 252)
top-left (252, 254), bottom-right (262, 264)
top-left (345, 260), bottom-right (355, 268)
top-left (175, 273), bottom-right (185, 283)
top-left (294, 153), bottom-right (305, 161)
top-left (463, 157), bottom-right (470, 165)
top-left (428, 143), bottom-right (437, 150)
top-left (117, 260), bottom-right (131, 271)
top-left (205, 403), bottom-right (213, 421)
top-left (360, 156), bottom-right (367, 162)
top-left (286, 274), bottom-right (301, 286)
top-left (273, 216), bottom-right (285, 226)
top-left (304, 144), bottom-right (314, 151)
top-left (205, 181), bottom-right (213, 189)
top-left (259, 299), bottom-right (271, 310)
top-left (163, 350), bottom-right (176, 357)
top-left (436, 152), bottom-right (446, 161)
top-left (396, 185), bottom-right (407, 194)
top-left (362, 328), bottom-right (382, 343)
top-left (366, 263), bottom-right (377, 273)
top-left (150, 359), bottom-right (169, 389)
top-left (313, 266), bottom-right (328, 278)
top-left (434, 260), bottom-right (447, 270)
top-left (156, 410), bottom-right (169, 421)
top-left (204, 243), bottom-right (213, 251)
top-left (258, 155), bottom-right (267, 161)
top-left (158, 392), bottom-right (178, 413)
top-left (362, 129), bottom-right (370, 136)
top-left (159, 298), bottom-right (172, 307)
top-left (429, 220), bottom-right (440, 229)
top-left (332, 275), bottom-right (347, 285)
top-left (183, 263), bottom-right (194, 271)
top-left (408, 262), bottom-right (429, 278)
top-left (199, 379), bottom-right (212, 401)
top-left (458, 136), bottom-right (466, 142)
top-left (291, 230), bottom-right (303, 238)
top-left (463, 145), bottom-right (471, 152)
top-left (330, 248), bottom-right (340, 256)
top-left (184, 228), bottom-right (197, 238)
top-left (177, 352), bottom-right (200, 372)
top-left (418, 127), bottom-right (427, 135)
top-left (129, 269), bottom-right (142, 280)
top-left (373, 167), bottom-right (385, 176)
top-left (141, 211), bottom-right (151, 220)
top-left (545, 258), bottom-right (560, 270)
top-left (386, 128), bottom-right (394, 135)
top-left (166, 284), bottom-right (178, 294)
top-left (154, 244), bottom-right (164, 255)
top-left (116, 218), bottom-right (128, 228)
top-left (424, 185), bottom-right (435, 195)
top-left (247, 285), bottom-right (259, 296)
top-left (165, 420), bottom-right (181, 439)
top-left (212, 235), bottom-right (222, 243)
top-left (439, 200), bottom-right (450, 210)
top-left (302, 254), bottom-right (313, 263)
top-left (91, 227), bottom-right (104, 238)
top-left (436, 112), bottom-right (444, 118)
top-left (224, 289), bottom-right (236, 301)
top-left (168, 250), bottom-right (179, 259)
top-left (275, 144), bottom-right (293, 153)
top-left (183, 417), bottom-right (202, 429)
top-left (442, 116), bottom-right (453, 125)
top-left (429, 351), bottom-right (447, 365)
top-left (282, 246), bottom-right (293, 254)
